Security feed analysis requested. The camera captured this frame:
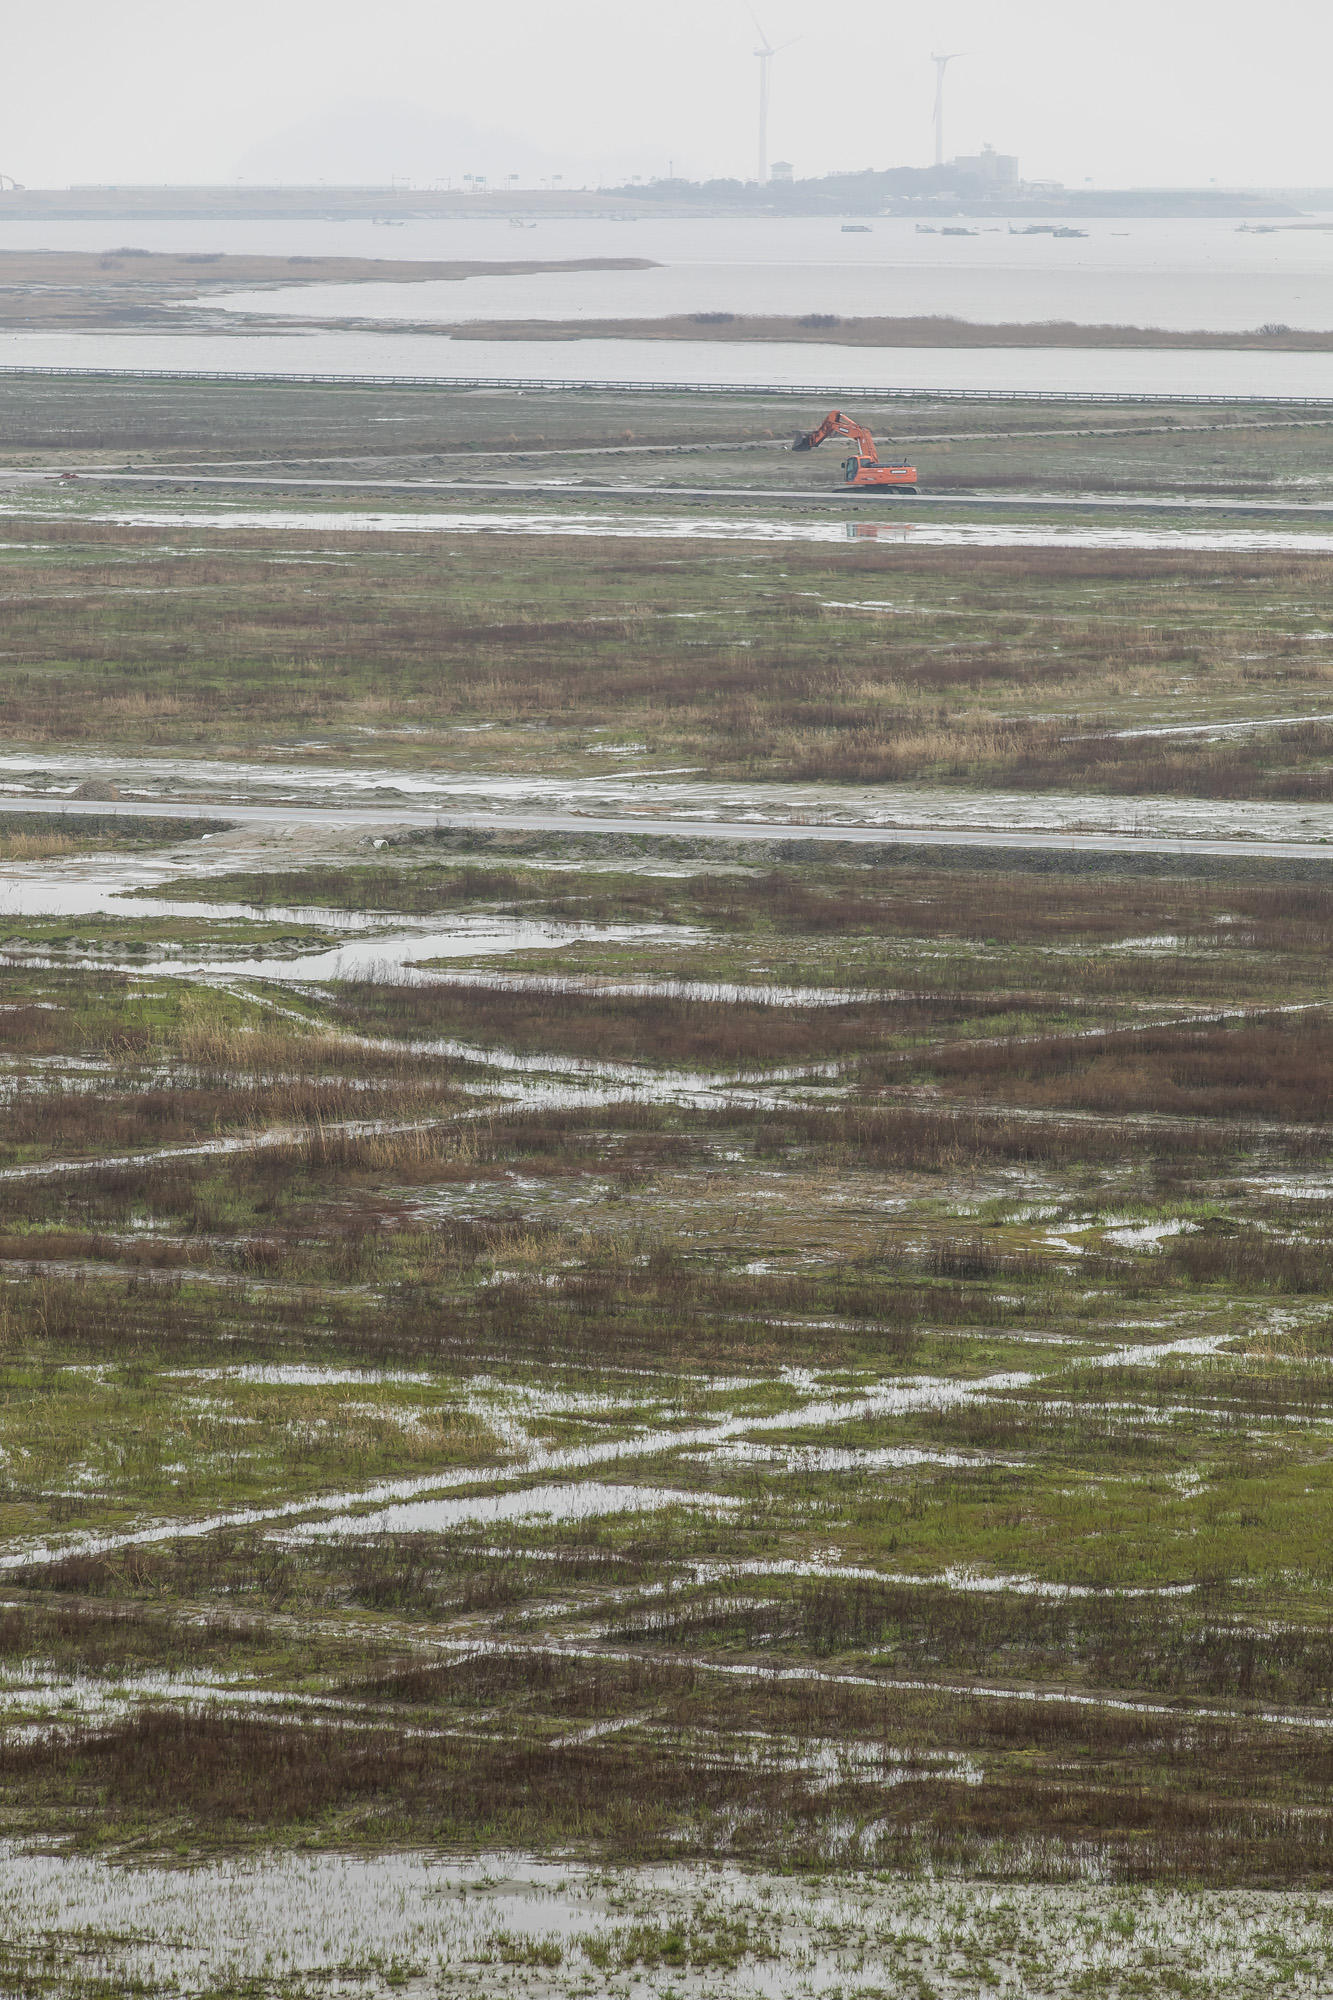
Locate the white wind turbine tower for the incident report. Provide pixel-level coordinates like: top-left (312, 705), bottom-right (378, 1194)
top-left (751, 11), bottom-right (799, 184)
top-left (931, 52), bottom-right (963, 167)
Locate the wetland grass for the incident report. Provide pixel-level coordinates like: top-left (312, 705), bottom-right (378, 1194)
top-left (0, 810), bottom-right (229, 858)
top-left (7, 429), bottom-right (1333, 1924)
top-left (167, 853), bottom-right (1333, 951)
top-left (8, 1668), bottom-right (1333, 1884)
top-left (0, 1075), bottom-right (464, 1164)
top-left (924, 1012), bottom-right (1333, 1120)
top-left (331, 974), bottom-right (1066, 1068)
top-left (5, 523), bottom-right (1333, 800)
top-left (612, 1574), bottom-right (1333, 1702)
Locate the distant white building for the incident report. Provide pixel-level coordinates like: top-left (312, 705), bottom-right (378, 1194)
top-left (952, 144), bottom-right (1018, 189)
top-left (770, 160), bottom-right (794, 182)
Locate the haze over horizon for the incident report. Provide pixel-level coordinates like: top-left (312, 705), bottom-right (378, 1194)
top-left (3, 0), bottom-right (1327, 198)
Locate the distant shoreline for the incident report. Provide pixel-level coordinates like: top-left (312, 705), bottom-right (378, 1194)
top-left (0, 252), bottom-right (658, 334)
top-left (436, 314), bottom-right (1333, 353)
top-left (0, 184), bottom-right (1311, 223)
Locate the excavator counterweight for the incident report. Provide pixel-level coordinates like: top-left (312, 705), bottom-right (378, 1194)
top-left (792, 409), bottom-right (918, 491)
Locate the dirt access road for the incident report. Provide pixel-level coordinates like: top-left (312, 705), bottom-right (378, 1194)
top-left (7, 794), bottom-right (1333, 864)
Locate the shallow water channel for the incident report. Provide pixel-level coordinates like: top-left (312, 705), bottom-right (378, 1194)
top-left (0, 857), bottom-right (688, 983)
top-left (15, 495), bottom-right (1333, 553)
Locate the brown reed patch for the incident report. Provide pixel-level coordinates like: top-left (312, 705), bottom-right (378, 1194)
top-left (330, 976), bottom-right (1061, 1068)
top-left (186, 857), bottom-right (1333, 953)
top-left (612, 1577), bottom-right (1333, 1703)
top-left (5, 1697), bottom-right (1331, 1881)
top-left (0, 1073), bottom-right (462, 1162)
top-left (787, 714), bottom-right (1333, 796)
top-left (923, 1011), bottom-right (1333, 1121)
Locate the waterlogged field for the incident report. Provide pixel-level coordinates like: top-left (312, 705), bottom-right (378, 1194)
top-left (1, 377), bottom-right (1333, 1995)
top-left (7, 512), bottom-right (1333, 799)
top-left (4, 827), bottom-right (1333, 1992)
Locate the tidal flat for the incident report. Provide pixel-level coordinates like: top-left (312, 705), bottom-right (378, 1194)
top-left (3, 375), bottom-right (1333, 1994)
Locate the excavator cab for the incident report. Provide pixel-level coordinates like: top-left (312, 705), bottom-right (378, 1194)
top-left (843, 457), bottom-right (871, 483)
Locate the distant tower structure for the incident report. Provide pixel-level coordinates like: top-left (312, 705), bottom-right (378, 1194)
top-left (931, 52), bottom-right (962, 167)
top-left (754, 17), bottom-right (775, 183)
top-left (751, 11), bottom-right (799, 184)
top-left (770, 159), bottom-right (794, 182)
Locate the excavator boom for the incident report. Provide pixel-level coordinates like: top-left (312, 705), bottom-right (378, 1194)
top-left (792, 408), bottom-right (880, 460)
top-left (792, 408), bottom-right (918, 492)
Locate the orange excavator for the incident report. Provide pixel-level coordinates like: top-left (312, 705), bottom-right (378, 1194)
top-left (792, 410), bottom-right (918, 492)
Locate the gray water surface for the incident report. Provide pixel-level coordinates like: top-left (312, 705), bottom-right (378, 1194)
top-left (4, 212), bottom-right (1333, 330)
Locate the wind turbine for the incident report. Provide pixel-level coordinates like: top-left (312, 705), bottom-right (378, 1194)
top-left (931, 52), bottom-right (963, 167)
top-left (751, 11), bottom-right (799, 185)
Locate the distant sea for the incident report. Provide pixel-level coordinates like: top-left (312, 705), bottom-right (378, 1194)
top-left (5, 213), bottom-right (1333, 397)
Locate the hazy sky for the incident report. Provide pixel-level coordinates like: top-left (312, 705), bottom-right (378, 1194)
top-left (7, 1), bottom-right (1330, 192)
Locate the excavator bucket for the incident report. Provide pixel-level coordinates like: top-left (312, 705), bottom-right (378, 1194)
top-left (791, 430), bottom-right (815, 451)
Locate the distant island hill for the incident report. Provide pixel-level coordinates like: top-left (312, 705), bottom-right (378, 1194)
top-left (0, 173), bottom-right (1319, 222)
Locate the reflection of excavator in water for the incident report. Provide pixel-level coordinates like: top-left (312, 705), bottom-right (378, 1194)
top-left (792, 410), bottom-right (918, 492)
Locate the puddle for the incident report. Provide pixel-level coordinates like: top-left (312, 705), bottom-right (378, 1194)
top-left (1246, 1173), bottom-right (1333, 1199)
top-left (633, 1554), bottom-right (1185, 1603)
top-left (0, 877), bottom-right (687, 982)
top-left (631, 1725), bottom-right (982, 1791)
top-left (416, 966), bottom-right (888, 1007)
top-left (696, 1442), bottom-right (986, 1473)
top-left (0, 872), bottom-right (371, 930)
top-left (1088, 1330), bottom-right (1237, 1367)
top-left (1102, 1219), bottom-right (1195, 1249)
top-left (0, 850), bottom-right (707, 987)
top-left (0, 1662), bottom-right (339, 1739)
top-left (1095, 709), bottom-right (1333, 741)
top-left (289, 1481), bottom-right (735, 1539)
top-left (169, 1364), bottom-right (438, 1387)
top-left (0, 1839), bottom-right (1326, 1998)
top-left (156, 923), bottom-right (680, 984)
top-left (13, 496), bottom-right (1333, 554)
